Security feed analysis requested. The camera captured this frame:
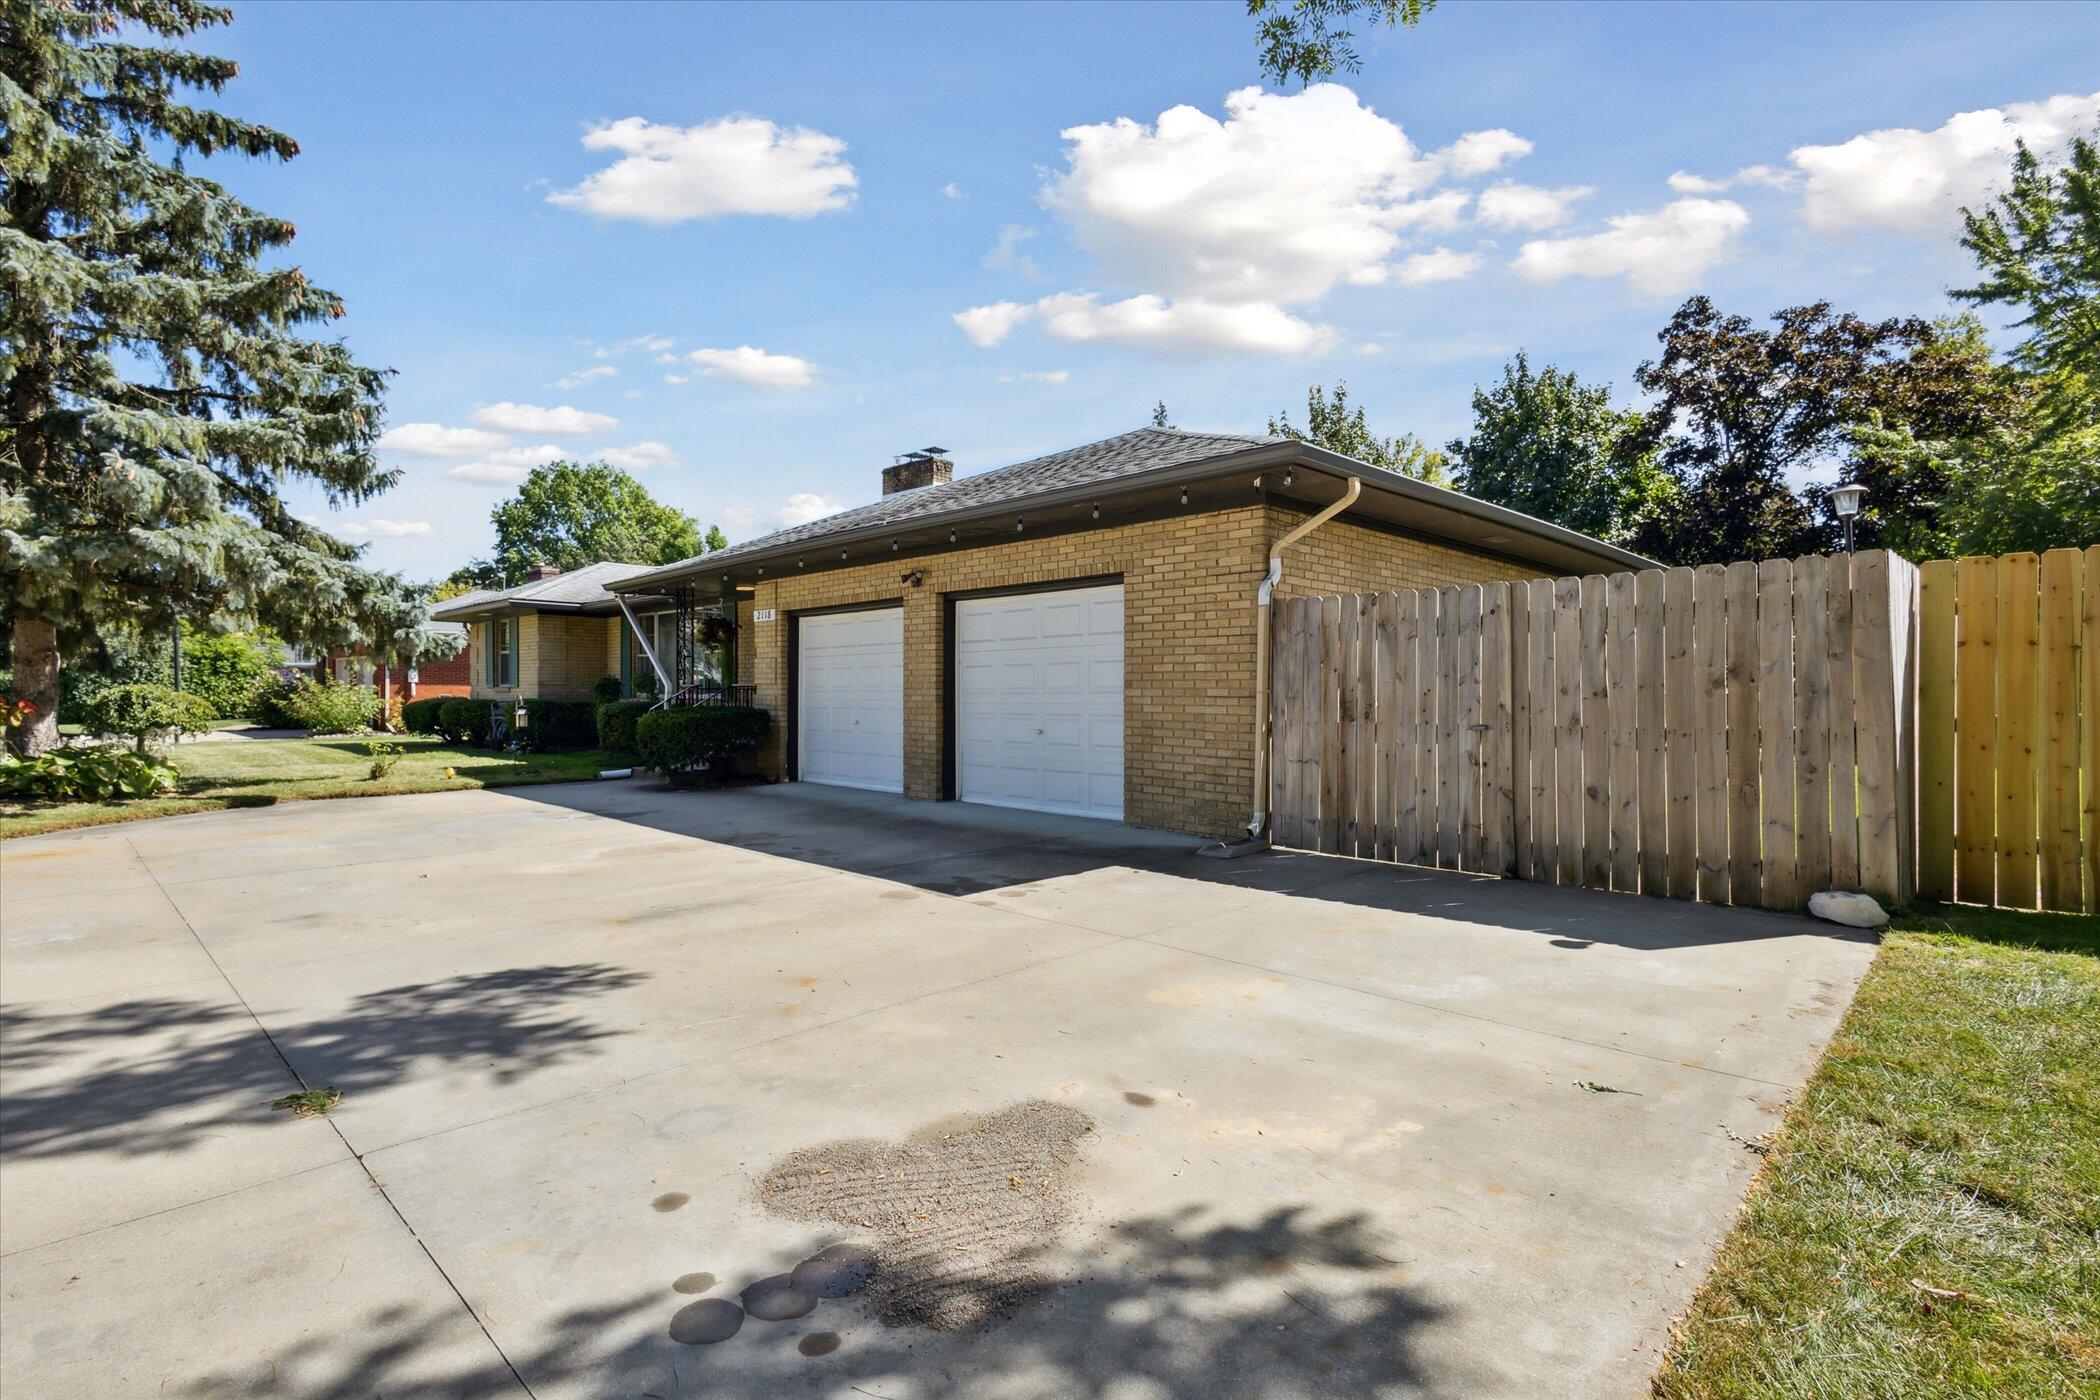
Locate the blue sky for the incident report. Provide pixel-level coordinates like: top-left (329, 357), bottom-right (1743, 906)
top-left (201, 1), bottom-right (2100, 579)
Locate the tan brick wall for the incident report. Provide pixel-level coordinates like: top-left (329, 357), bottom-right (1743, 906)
top-left (738, 504), bottom-right (1562, 838)
top-left (468, 615), bottom-right (620, 701)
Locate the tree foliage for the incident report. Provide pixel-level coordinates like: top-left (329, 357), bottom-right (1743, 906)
top-left (469, 461), bottom-right (703, 585)
top-left (1447, 354), bottom-right (1673, 547)
top-left (1246, 0), bottom-right (1435, 87)
top-left (2, 0), bottom-right (429, 754)
top-left (1269, 382), bottom-right (1447, 484)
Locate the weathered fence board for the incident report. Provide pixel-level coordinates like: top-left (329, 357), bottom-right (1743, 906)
top-left (1663, 567), bottom-right (1698, 900)
top-left (1916, 559), bottom-right (1957, 901)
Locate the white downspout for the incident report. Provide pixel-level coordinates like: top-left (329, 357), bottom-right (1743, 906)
top-left (615, 595), bottom-right (674, 706)
top-left (1244, 475), bottom-right (1361, 841)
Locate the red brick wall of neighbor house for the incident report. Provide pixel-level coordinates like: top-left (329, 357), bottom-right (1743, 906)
top-left (324, 647), bottom-right (472, 699)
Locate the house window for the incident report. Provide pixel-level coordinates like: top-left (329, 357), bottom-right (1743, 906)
top-left (630, 611), bottom-right (719, 693)
top-left (487, 619), bottom-right (515, 688)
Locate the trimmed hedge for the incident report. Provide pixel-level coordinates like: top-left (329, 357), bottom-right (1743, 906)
top-left (401, 696), bottom-right (448, 735)
top-left (591, 675), bottom-right (625, 704)
top-left (82, 683), bottom-right (215, 751)
top-left (437, 697), bottom-right (491, 746)
top-left (635, 705), bottom-right (769, 774)
top-left (595, 698), bottom-right (651, 755)
top-left (520, 698), bottom-right (598, 752)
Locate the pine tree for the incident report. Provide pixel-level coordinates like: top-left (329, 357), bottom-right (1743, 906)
top-left (2, 0), bottom-right (427, 755)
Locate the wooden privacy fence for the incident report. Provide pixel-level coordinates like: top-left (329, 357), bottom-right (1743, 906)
top-left (1917, 547), bottom-right (2100, 912)
top-left (1266, 550), bottom-right (1918, 911)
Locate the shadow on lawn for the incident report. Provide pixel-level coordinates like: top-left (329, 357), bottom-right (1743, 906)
top-left (173, 1204), bottom-right (1446, 1399)
top-left (0, 963), bottom-right (643, 1160)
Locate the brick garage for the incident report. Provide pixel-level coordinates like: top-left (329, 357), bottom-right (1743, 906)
top-left (620, 429), bottom-right (1647, 841)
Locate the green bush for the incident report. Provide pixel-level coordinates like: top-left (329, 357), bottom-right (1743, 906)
top-left (437, 697), bottom-right (491, 746)
top-left (635, 705), bottom-right (769, 775)
top-left (280, 680), bottom-right (379, 735)
top-left (82, 683), bottom-right (214, 751)
top-left (247, 673), bottom-right (303, 727)
top-left (0, 745), bottom-right (178, 801)
top-left (58, 640), bottom-right (171, 725)
top-left (520, 698), bottom-right (598, 752)
top-left (592, 675), bottom-right (625, 704)
top-left (595, 698), bottom-right (651, 755)
top-left (180, 628), bottom-right (281, 718)
top-left (401, 697), bottom-right (448, 735)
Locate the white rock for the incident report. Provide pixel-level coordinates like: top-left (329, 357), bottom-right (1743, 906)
top-left (1808, 891), bottom-right (1889, 929)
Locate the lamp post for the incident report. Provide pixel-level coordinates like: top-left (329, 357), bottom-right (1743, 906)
top-left (1830, 482), bottom-right (1867, 553)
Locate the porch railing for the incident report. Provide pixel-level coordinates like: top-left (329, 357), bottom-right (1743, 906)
top-left (658, 682), bottom-right (757, 709)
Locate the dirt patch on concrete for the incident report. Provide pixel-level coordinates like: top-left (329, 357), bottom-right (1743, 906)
top-left (756, 1099), bottom-right (1095, 1332)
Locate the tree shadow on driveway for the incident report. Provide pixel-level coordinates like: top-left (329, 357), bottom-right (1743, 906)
top-left (0, 963), bottom-right (645, 1160)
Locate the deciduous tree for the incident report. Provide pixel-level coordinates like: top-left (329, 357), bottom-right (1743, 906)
top-left (473, 461), bottom-right (703, 584)
top-left (1247, 0), bottom-right (1436, 87)
top-left (1269, 382), bottom-right (1447, 484)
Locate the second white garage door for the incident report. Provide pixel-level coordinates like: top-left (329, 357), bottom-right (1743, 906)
top-left (797, 607), bottom-right (904, 792)
top-left (956, 583), bottom-right (1124, 820)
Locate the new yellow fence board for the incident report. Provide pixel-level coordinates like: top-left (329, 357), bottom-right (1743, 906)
top-left (1955, 555), bottom-right (1999, 903)
top-left (2038, 549), bottom-right (2082, 911)
top-left (1996, 553), bottom-right (2041, 908)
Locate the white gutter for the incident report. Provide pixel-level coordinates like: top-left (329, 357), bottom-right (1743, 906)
top-left (615, 595), bottom-right (674, 705)
top-left (1244, 476), bottom-right (1361, 841)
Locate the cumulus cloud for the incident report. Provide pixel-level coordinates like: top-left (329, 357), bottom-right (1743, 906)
top-left (1788, 90), bottom-right (2100, 233)
top-left (776, 491), bottom-right (846, 526)
top-left (941, 182), bottom-right (966, 199)
top-left (446, 443), bottom-right (567, 485)
top-left (548, 115), bottom-right (857, 223)
top-left (1393, 248), bottom-right (1481, 284)
top-left (953, 301), bottom-right (1035, 348)
top-left (470, 402), bottom-right (618, 436)
top-left (984, 223), bottom-right (1041, 278)
top-left (1511, 197), bottom-right (1750, 297)
top-left (684, 346), bottom-right (816, 390)
top-left (333, 519), bottom-right (432, 539)
top-left (1033, 293), bottom-right (1334, 357)
top-left (375, 422), bottom-right (509, 458)
top-left (1432, 128), bottom-right (1533, 177)
top-left (1475, 181), bottom-right (1593, 230)
top-left (596, 441), bottom-right (680, 472)
top-left (553, 365), bottom-right (617, 390)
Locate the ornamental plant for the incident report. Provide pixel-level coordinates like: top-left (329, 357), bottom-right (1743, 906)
top-left (82, 683), bottom-right (214, 753)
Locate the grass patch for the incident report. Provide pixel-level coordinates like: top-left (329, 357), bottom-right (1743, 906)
top-left (1656, 902), bottom-right (2099, 1398)
top-left (271, 1088), bottom-right (342, 1118)
top-left (1, 735), bottom-right (617, 839)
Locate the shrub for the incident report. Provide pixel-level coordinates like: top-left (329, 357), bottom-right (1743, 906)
top-left (595, 698), bottom-right (651, 755)
top-left (57, 637), bottom-right (169, 725)
top-left (591, 675), bottom-right (625, 704)
top-left (0, 745), bottom-right (178, 801)
top-left (437, 697), bottom-right (491, 746)
top-left (82, 683), bottom-right (214, 751)
top-left (280, 680), bottom-right (379, 735)
top-left (630, 669), bottom-right (660, 699)
top-left (520, 698), bottom-right (598, 752)
top-left (635, 705), bottom-right (769, 776)
top-left (401, 697), bottom-right (448, 735)
top-left (365, 738), bottom-right (404, 780)
top-left (180, 628), bottom-right (280, 718)
top-left (249, 673), bottom-right (305, 727)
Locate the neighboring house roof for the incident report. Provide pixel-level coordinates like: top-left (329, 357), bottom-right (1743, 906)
top-left (617, 426), bottom-right (1653, 594)
top-left (431, 561), bottom-right (658, 620)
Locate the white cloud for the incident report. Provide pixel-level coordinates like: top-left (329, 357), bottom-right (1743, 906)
top-left (445, 443), bottom-right (567, 485)
top-left (1475, 181), bottom-right (1593, 230)
top-left (375, 422), bottom-right (509, 459)
top-left (997, 369), bottom-right (1069, 384)
top-left (953, 301), bottom-right (1035, 348)
top-left (1394, 248), bottom-right (1481, 284)
top-left (553, 365), bottom-right (617, 390)
top-left (470, 402), bottom-right (619, 436)
top-left (941, 182), bottom-right (966, 200)
top-left (1432, 128), bottom-right (1533, 176)
top-left (548, 115), bottom-right (857, 223)
top-left (984, 223), bottom-right (1040, 279)
top-left (684, 346), bottom-right (816, 390)
top-left (333, 518), bottom-right (432, 539)
top-left (1666, 171), bottom-right (1732, 195)
top-left (1033, 292), bottom-right (1334, 357)
top-left (1788, 90), bottom-right (2100, 233)
top-left (1668, 164), bottom-right (1797, 195)
top-left (1387, 190), bottom-right (1472, 232)
top-left (596, 441), bottom-right (680, 472)
top-left (592, 334), bottom-right (675, 359)
top-left (776, 491), bottom-right (845, 525)
top-left (1042, 84), bottom-right (1528, 304)
top-left (1512, 197), bottom-right (1750, 297)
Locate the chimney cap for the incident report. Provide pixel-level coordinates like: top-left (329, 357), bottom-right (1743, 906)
top-left (895, 446), bottom-right (949, 465)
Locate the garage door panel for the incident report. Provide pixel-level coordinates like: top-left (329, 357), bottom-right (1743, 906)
top-left (957, 584), bottom-right (1123, 821)
top-left (797, 608), bottom-right (903, 793)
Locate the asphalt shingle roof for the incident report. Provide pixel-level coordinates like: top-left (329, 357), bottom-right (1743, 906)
top-left (431, 560), bottom-right (656, 617)
top-left (654, 427), bottom-right (1276, 575)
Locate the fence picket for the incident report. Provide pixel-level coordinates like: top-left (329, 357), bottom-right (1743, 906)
top-left (2039, 550), bottom-right (2081, 910)
top-left (1794, 555), bottom-right (1833, 898)
top-left (1827, 554), bottom-right (1860, 891)
top-left (1527, 578), bottom-right (1558, 881)
top-left (1581, 575), bottom-right (1612, 889)
top-left (1393, 590), bottom-right (1422, 863)
top-left (1483, 582), bottom-right (1516, 876)
top-left (1855, 552), bottom-right (1903, 906)
top-left (1554, 577), bottom-right (1584, 887)
top-left (1438, 587), bottom-right (1463, 869)
top-left (1458, 584), bottom-right (1486, 870)
top-left (1916, 560), bottom-right (1957, 901)
top-left (1758, 558), bottom-right (1799, 908)
top-left (1637, 570), bottom-right (1668, 895)
top-left (1317, 595), bottom-right (1342, 855)
top-left (1664, 568), bottom-right (1698, 899)
top-left (1955, 556), bottom-right (1998, 903)
top-left (1725, 561), bottom-right (1763, 905)
top-left (1415, 587), bottom-right (1443, 867)
top-left (1608, 572), bottom-right (1640, 891)
top-left (1695, 565), bottom-right (1731, 903)
top-left (2086, 547), bottom-right (2100, 913)
top-left (1509, 583), bottom-right (1534, 880)
top-left (1996, 552), bottom-right (2041, 908)
top-left (1375, 591), bottom-right (1401, 863)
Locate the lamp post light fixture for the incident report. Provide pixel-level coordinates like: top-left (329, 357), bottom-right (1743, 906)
top-left (1830, 482), bottom-right (1867, 553)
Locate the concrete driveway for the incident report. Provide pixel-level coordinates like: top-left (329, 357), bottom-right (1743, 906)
top-left (0, 782), bottom-right (1875, 1398)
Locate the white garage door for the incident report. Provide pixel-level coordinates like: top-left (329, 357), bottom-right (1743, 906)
top-left (956, 583), bottom-right (1123, 820)
top-left (797, 607), bottom-right (904, 792)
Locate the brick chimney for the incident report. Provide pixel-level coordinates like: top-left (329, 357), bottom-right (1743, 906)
top-left (882, 449), bottom-right (953, 496)
top-left (523, 562), bottom-right (562, 581)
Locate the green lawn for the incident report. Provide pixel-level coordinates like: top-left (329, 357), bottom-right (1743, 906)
top-left (1, 735), bottom-right (622, 839)
top-left (1657, 902), bottom-right (2099, 1398)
